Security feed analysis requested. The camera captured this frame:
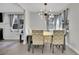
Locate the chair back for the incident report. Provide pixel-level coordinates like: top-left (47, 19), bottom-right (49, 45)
top-left (32, 30), bottom-right (43, 45)
top-left (53, 30), bottom-right (64, 45)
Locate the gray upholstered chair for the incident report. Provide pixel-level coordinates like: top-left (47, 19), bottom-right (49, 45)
top-left (52, 30), bottom-right (65, 53)
top-left (32, 30), bottom-right (44, 53)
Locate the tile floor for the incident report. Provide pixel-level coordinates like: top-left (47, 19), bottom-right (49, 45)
top-left (0, 40), bottom-right (77, 55)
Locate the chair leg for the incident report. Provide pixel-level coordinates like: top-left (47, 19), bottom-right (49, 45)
top-left (58, 45), bottom-right (60, 48)
top-left (32, 45), bottom-right (34, 53)
top-left (56, 45), bottom-right (57, 47)
top-left (56, 45), bottom-right (60, 48)
top-left (52, 45), bottom-right (54, 53)
top-left (42, 45), bottom-right (44, 54)
top-left (62, 45), bottom-right (64, 53)
top-left (50, 43), bottom-right (52, 49)
top-left (63, 44), bottom-right (65, 50)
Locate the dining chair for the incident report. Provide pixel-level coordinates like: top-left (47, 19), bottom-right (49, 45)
top-left (32, 30), bottom-right (44, 53)
top-left (52, 30), bottom-right (65, 53)
top-left (43, 31), bottom-right (53, 49)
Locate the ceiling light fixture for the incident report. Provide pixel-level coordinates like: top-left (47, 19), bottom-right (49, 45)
top-left (39, 3), bottom-right (52, 19)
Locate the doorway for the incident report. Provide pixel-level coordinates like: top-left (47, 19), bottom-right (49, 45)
top-left (0, 29), bottom-right (3, 41)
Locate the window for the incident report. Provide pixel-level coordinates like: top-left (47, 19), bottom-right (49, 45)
top-left (9, 14), bottom-right (24, 32)
top-left (47, 13), bottom-right (65, 30)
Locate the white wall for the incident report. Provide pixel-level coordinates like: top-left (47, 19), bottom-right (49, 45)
top-left (30, 12), bottom-right (46, 30)
top-left (0, 23), bottom-right (4, 28)
top-left (3, 13), bottom-right (20, 40)
top-left (17, 3), bottom-right (32, 36)
top-left (68, 3), bottom-right (79, 53)
top-left (0, 3), bottom-right (24, 40)
top-left (24, 10), bottom-right (31, 36)
top-left (0, 3), bottom-right (31, 40)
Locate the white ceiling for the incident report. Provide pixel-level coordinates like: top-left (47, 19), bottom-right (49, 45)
top-left (19, 3), bottom-right (69, 13)
top-left (0, 3), bottom-right (24, 13)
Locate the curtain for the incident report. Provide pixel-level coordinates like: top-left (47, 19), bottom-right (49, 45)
top-left (54, 15), bottom-right (58, 30)
top-left (9, 14), bottom-right (20, 32)
top-left (63, 9), bottom-right (68, 29)
top-left (63, 9), bottom-right (69, 35)
top-left (44, 8), bottom-right (69, 31)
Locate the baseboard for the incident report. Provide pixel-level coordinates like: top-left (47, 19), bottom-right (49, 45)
top-left (3, 39), bottom-right (19, 41)
top-left (66, 43), bottom-right (79, 54)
